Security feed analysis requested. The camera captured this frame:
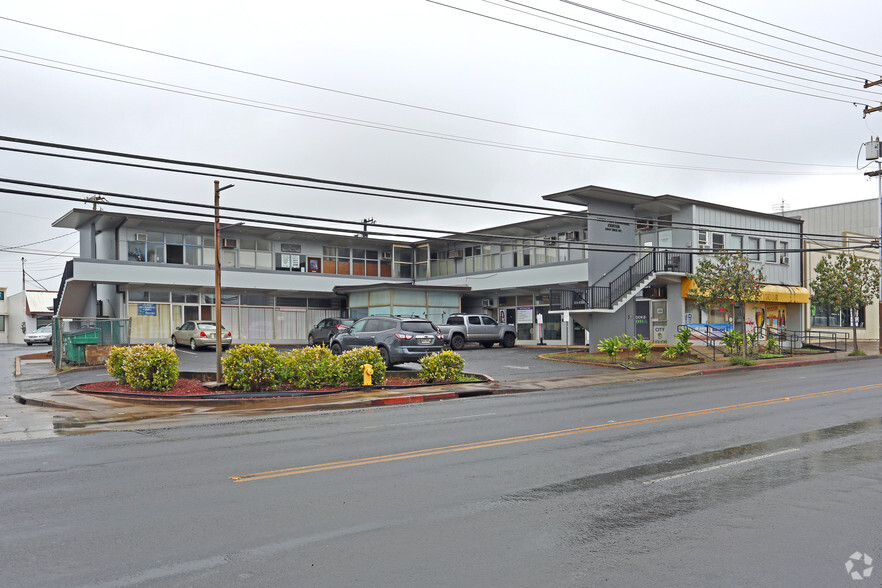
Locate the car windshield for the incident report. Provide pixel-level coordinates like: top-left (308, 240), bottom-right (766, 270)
top-left (402, 321), bottom-right (436, 333)
top-left (36, 326), bottom-right (52, 333)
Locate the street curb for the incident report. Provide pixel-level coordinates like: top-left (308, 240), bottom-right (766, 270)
top-left (690, 353), bottom-right (879, 376)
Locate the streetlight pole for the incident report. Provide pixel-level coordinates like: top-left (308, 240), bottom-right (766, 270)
top-left (214, 180), bottom-right (234, 384)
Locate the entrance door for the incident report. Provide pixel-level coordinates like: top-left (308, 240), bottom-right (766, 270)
top-left (634, 300), bottom-right (650, 340)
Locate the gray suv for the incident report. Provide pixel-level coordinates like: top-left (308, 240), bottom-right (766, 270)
top-left (329, 316), bottom-right (443, 367)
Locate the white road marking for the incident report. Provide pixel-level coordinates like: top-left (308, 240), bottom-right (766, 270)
top-left (363, 413), bottom-right (497, 430)
top-left (643, 448), bottom-right (800, 485)
top-left (505, 365), bottom-right (530, 370)
top-left (176, 350), bottom-right (197, 356)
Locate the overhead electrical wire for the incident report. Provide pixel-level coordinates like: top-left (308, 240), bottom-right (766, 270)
top-left (0, 16), bottom-right (862, 172)
top-left (2, 184), bottom-right (871, 257)
top-left (0, 136), bottom-right (875, 243)
top-left (617, 0), bottom-right (882, 78)
top-left (0, 175), bottom-right (876, 256)
top-left (424, 0), bottom-right (873, 105)
top-left (685, 0), bottom-right (882, 63)
top-left (541, 0), bottom-right (877, 89)
top-left (0, 51), bottom-right (854, 176)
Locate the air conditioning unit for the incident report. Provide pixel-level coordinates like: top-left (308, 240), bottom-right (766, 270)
top-left (222, 238), bottom-right (238, 249)
top-left (481, 298), bottom-right (492, 307)
top-left (565, 231), bottom-right (579, 241)
top-left (780, 256), bottom-right (790, 265)
top-left (134, 232), bottom-right (147, 241)
top-left (381, 250), bottom-right (392, 260)
top-left (449, 249), bottom-right (464, 259)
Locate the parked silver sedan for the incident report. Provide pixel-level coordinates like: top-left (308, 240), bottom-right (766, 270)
top-left (171, 321), bottom-right (232, 350)
top-left (24, 325), bottom-right (53, 346)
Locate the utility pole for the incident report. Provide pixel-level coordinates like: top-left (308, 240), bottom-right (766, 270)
top-left (863, 138), bottom-right (882, 352)
top-left (214, 181), bottom-right (234, 384)
top-left (362, 218), bottom-right (376, 238)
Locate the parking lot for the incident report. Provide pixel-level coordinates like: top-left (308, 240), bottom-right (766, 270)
top-left (173, 344), bottom-right (606, 382)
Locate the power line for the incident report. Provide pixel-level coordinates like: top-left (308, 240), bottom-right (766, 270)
top-left (0, 52), bottom-right (856, 176)
top-left (1, 177), bottom-right (876, 257)
top-left (0, 137), bottom-right (872, 243)
top-left (544, 0), bottom-right (875, 87)
top-left (0, 13), bottom-right (854, 170)
top-left (424, 0), bottom-right (872, 105)
top-left (690, 0), bottom-right (882, 62)
top-left (618, 0), bottom-right (882, 78)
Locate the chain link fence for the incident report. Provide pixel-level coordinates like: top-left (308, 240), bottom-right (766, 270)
top-left (52, 317), bottom-right (132, 370)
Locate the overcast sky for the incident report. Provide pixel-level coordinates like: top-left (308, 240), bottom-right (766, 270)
top-left (2, 0), bottom-right (881, 294)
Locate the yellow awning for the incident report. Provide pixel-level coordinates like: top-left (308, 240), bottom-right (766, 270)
top-left (681, 279), bottom-right (810, 304)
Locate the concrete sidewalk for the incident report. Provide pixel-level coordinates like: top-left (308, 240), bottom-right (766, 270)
top-left (13, 342), bottom-right (880, 428)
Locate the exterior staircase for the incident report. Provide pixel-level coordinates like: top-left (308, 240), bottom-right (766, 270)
top-left (550, 251), bottom-right (689, 313)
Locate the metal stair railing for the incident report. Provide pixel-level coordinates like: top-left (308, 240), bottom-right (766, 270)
top-left (550, 251), bottom-right (690, 311)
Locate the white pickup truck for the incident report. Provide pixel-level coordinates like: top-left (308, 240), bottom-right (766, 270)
top-left (438, 314), bottom-right (517, 350)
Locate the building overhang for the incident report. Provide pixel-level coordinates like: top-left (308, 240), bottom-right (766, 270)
top-left (681, 279), bottom-right (810, 304)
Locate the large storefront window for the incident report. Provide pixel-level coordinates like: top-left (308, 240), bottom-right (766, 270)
top-left (812, 304), bottom-right (865, 328)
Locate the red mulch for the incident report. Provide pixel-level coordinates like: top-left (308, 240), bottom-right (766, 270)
top-left (79, 377), bottom-right (426, 397)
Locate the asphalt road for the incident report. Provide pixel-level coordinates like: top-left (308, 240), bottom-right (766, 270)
top-left (1, 349), bottom-right (880, 587)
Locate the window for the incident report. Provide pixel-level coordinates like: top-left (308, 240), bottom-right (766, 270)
top-left (748, 237), bottom-right (760, 261)
top-left (481, 316), bottom-right (497, 326)
top-left (779, 241), bottom-right (789, 263)
top-left (636, 218), bottom-right (653, 231)
top-left (712, 233), bottom-right (725, 252)
top-left (812, 304), bottom-right (865, 328)
top-left (698, 231), bottom-right (707, 250)
top-left (323, 246), bottom-right (351, 275)
top-left (730, 235), bottom-right (743, 252)
top-left (0, 315), bottom-right (5, 332)
top-left (764, 239), bottom-right (776, 262)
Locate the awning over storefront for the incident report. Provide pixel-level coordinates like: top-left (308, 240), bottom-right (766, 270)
top-left (681, 279), bottom-right (810, 304)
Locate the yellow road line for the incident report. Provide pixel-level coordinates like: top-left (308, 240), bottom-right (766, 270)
top-left (231, 383), bottom-right (880, 482)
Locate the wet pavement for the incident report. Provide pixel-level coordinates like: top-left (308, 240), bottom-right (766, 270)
top-left (4, 341), bottom-right (881, 439)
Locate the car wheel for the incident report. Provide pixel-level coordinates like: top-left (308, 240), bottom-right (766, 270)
top-left (450, 334), bottom-right (465, 351)
top-left (379, 346), bottom-right (391, 368)
top-left (26, 342), bottom-right (32, 346)
top-left (47, 338), bottom-right (52, 346)
top-left (502, 332), bottom-right (516, 348)
top-left (222, 345), bottom-right (229, 351)
top-left (481, 341), bottom-right (494, 348)
top-left (190, 338), bottom-right (198, 351)
top-left (330, 343), bottom-right (343, 355)
top-left (171, 336), bottom-right (178, 347)
top-left (307, 334), bottom-right (315, 346)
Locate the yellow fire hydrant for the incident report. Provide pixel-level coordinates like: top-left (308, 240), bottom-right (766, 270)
top-left (360, 363), bottom-right (374, 386)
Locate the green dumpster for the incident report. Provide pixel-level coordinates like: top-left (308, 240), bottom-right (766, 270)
top-left (64, 327), bottom-right (102, 363)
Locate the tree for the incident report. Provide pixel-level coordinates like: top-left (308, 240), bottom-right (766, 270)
top-left (809, 253), bottom-right (880, 353)
top-left (688, 253), bottom-right (765, 357)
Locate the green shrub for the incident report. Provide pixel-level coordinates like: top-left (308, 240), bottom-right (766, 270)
top-left (282, 346), bottom-right (341, 389)
top-left (222, 343), bottom-right (283, 392)
top-left (419, 350), bottom-right (465, 383)
top-left (764, 336), bottom-right (780, 354)
top-left (122, 343), bottom-right (180, 392)
top-left (721, 330), bottom-right (743, 355)
top-left (598, 335), bottom-right (623, 360)
top-left (728, 355), bottom-right (757, 367)
top-left (661, 327), bottom-right (694, 360)
top-left (338, 346), bottom-right (387, 386)
top-left (106, 345), bottom-right (130, 385)
top-left (631, 336), bottom-right (652, 361)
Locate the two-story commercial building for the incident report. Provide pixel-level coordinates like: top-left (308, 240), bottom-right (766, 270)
top-left (52, 185), bottom-right (809, 349)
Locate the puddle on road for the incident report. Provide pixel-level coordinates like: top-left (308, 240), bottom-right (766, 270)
top-left (498, 417), bottom-right (882, 545)
top-left (503, 416), bottom-right (882, 504)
